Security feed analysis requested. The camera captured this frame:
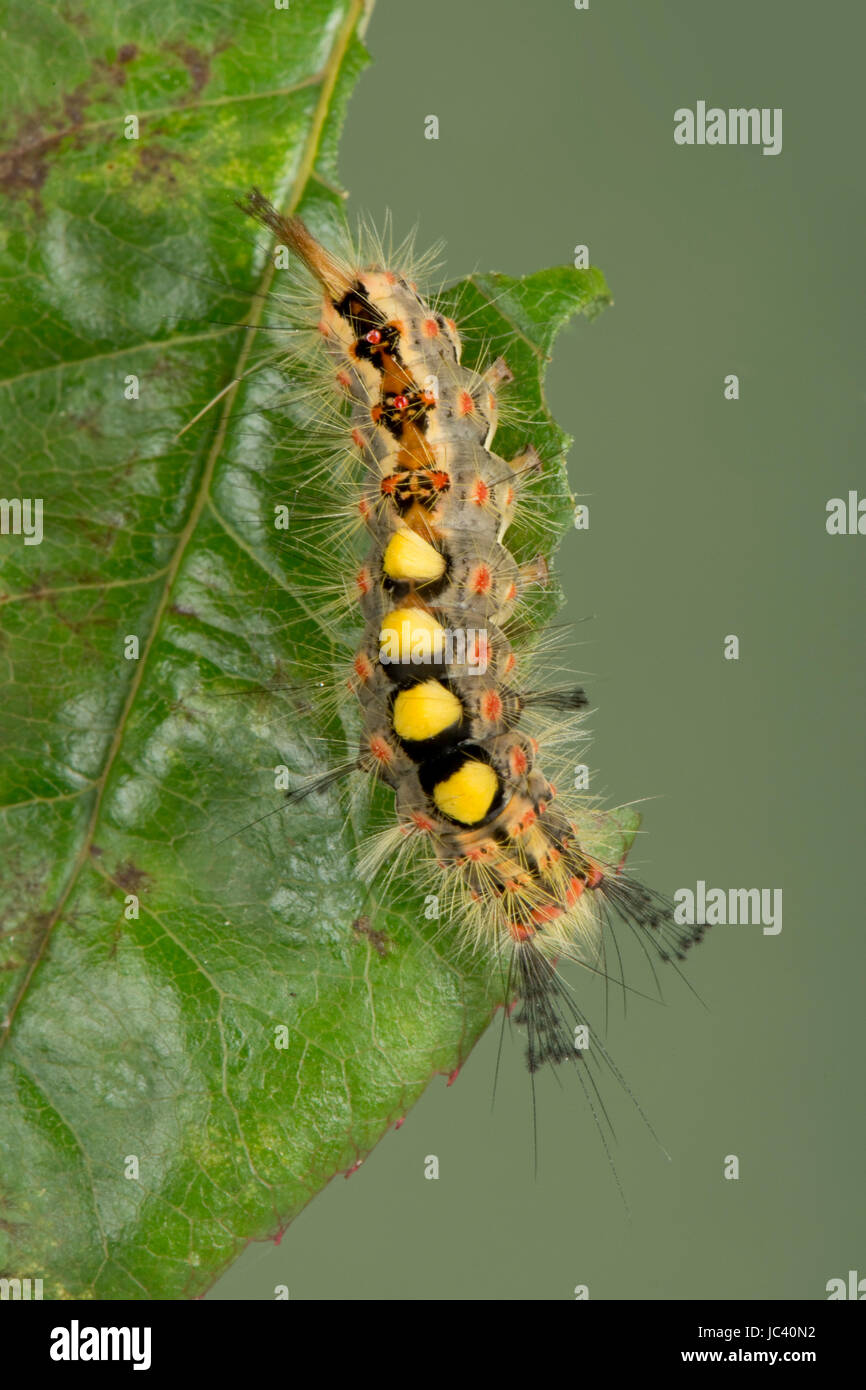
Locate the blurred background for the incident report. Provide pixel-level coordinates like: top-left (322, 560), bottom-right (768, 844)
top-left (210, 0), bottom-right (865, 1299)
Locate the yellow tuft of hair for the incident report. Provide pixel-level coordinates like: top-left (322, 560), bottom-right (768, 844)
top-left (380, 607), bottom-right (445, 664)
top-left (393, 679), bottom-right (462, 742)
top-left (433, 760), bottom-right (498, 825)
top-left (382, 530), bottom-right (446, 584)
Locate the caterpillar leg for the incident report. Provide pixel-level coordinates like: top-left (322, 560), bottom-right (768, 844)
top-left (483, 356), bottom-right (514, 388)
top-left (518, 554), bottom-right (549, 590)
top-left (509, 444), bottom-right (543, 476)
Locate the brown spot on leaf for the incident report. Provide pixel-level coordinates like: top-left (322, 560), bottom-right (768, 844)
top-left (163, 39), bottom-right (231, 102)
top-left (77, 518), bottom-right (118, 554)
top-left (66, 406), bottom-right (104, 439)
top-left (166, 42), bottom-right (211, 99)
top-left (135, 142), bottom-right (185, 187)
top-left (114, 861), bottom-right (150, 895)
top-left (0, 117), bottom-right (57, 206)
top-left (57, 2), bottom-right (92, 31)
top-left (0, 42), bottom-right (191, 210)
top-left (148, 353), bottom-right (189, 382)
top-left (351, 915), bottom-right (390, 958)
top-left (20, 911), bottom-right (52, 960)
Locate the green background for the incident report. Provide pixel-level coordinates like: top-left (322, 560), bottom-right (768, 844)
top-left (208, 0), bottom-right (866, 1300)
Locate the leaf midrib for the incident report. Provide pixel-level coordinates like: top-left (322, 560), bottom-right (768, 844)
top-left (0, 0), bottom-right (367, 1050)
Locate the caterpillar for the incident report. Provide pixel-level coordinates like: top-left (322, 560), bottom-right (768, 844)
top-left (226, 188), bottom-right (707, 1092)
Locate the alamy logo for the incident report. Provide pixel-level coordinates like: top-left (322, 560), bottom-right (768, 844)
top-left (826, 492), bottom-right (866, 535)
top-left (674, 102), bottom-right (782, 156)
top-left (0, 497), bottom-right (43, 545)
top-left (379, 622), bottom-right (489, 675)
top-left (0, 1276), bottom-right (43, 1299)
top-left (50, 1320), bottom-right (152, 1371)
top-left (826, 1269), bottom-right (866, 1299)
top-left (674, 881), bottom-right (782, 935)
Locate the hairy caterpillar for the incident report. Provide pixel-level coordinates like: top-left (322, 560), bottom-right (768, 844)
top-left (224, 188), bottom-right (707, 1091)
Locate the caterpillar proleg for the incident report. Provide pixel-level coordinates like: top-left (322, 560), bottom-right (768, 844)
top-left (229, 188), bottom-right (706, 1092)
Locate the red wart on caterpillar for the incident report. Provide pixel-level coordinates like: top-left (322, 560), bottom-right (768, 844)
top-left (238, 189), bottom-right (705, 1082)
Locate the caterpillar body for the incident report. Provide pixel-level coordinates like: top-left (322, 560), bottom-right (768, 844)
top-left (236, 190), bottom-right (705, 1080)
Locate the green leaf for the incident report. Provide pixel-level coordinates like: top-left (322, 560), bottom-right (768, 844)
top-left (0, 0), bottom-right (615, 1298)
